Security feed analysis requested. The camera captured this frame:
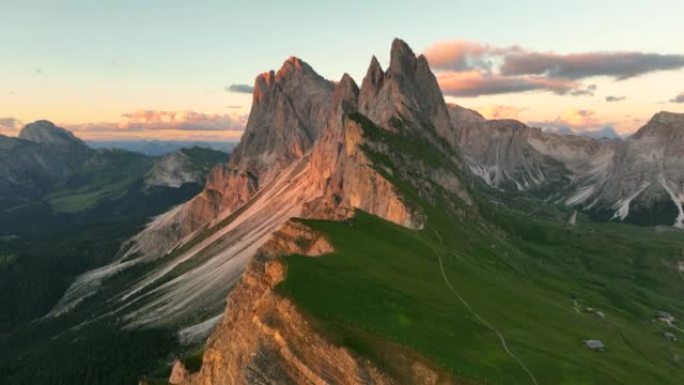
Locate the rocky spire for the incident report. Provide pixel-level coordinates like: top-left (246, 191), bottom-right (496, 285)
top-left (230, 56), bottom-right (334, 173)
top-left (332, 73), bottom-right (359, 114)
top-left (358, 56), bottom-right (384, 114)
top-left (357, 38), bottom-right (456, 146)
top-left (388, 37), bottom-right (418, 76)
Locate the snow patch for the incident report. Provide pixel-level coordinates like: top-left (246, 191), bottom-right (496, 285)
top-left (566, 185), bottom-right (595, 206)
top-left (610, 182), bottom-right (650, 221)
top-left (659, 176), bottom-right (684, 228)
top-left (177, 313), bottom-right (223, 345)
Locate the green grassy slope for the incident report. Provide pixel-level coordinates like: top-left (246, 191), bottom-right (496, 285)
top-left (278, 114), bottom-right (684, 385)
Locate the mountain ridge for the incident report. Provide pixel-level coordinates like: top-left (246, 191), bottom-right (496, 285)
top-left (17, 38), bottom-right (684, 385)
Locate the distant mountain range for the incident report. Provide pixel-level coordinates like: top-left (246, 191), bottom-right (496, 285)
top-left (86, 140), bottom-right (237, 156)
top-left (450, 105), bottom-right (684, 227)
top-left (0, 121), bottom-right (227, 336)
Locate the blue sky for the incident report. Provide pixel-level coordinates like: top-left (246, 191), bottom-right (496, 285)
top-left (2, 0), bottom-right (683, 140)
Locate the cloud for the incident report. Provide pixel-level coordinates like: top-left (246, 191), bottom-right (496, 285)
top-left (530, 109), bottom-right (603, 131)
top-left (569, 84), bottom-right (596, 96)
top-left (501, 52), bottom-right (684, 80)
top-left (476, 105), bottom-right (526, 120)
top-left (424, 39), bottom-right (684, 97)
top-left (117, 110), bottom-right (246, 131)
top-left (0, 117), bottom-right (23, 136)
top-left (670, 92), bottom-right (684, 103)
top-left (226, 84), bottom-right (254, 94)
top-left (545, 125), bottom-right (621, 139)
top-left (63, 110), bottom-right (247, 141)
top-left (437, 71), bottom-right (577, 97)
top-left (606, 95), bottom-right (626, 102)
top-left (423, 40), bottom-right (522, 72)
top-left (529, 109), bottom-right (621, 138)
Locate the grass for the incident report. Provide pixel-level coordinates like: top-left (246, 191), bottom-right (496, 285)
top-left (277, 112), bottom-right (684, 384)
top-left (279, 209), bottom-right (684, 384)
top-left (47, 149), bottom-right (152, 213)
top-left (0, 253), bottom-right (17, 266)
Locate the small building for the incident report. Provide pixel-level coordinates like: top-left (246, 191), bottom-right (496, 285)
top-left (584, 339), bottom-right (606, 351)
top-left (664, 332), bottom-right (678, 342)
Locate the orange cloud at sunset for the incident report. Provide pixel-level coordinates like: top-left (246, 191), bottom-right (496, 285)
top-left (476, 105), bottom-right (526, 120)
top-left (436, 71), bottom-right (578, 97)
top-left (68, 110), bottom-right (247, 141)
top-left (0, 110), bottom-right (247, 142)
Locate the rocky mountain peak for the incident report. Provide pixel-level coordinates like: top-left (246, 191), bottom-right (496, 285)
top-left (232, 56), bottom-right (334, 172)
top-left (388, 38), bottom-right (418, 75)
top-left (18, 120), bottom-right (86, 147)
top-left (632, 111), bottom-right (684, 140)
top-left (332, 73), bottom-right (359, 113)
top-left (275, 56), bottom-right (314, 81)
top-left (358, 56), bottom-right (385, 113)
top-left (358, 38), bottom-right (452, 140)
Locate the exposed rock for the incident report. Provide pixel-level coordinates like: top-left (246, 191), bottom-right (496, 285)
top-left (174, 222), bottom-right (453, 385)
top-left (144, 148), bottom-right (226, 189)
top-left (169, 360), bottom-right (190, 384)
top-left (450, 105), bottom-right (684, 227)
top-left (52, 39), bottom-right (467, 352)
top-left (359, 39), bottom-right (453, 147)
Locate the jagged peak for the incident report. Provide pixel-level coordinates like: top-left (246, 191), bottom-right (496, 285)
top-left (18, 120), bottom-right (85, 147)
top-left (333, 73), bottom-right (359, 110)
top-left (276, 56), bottom-right (316, 81)
top-left (358, 56), bottom-right (385, 112)
top-left (252, 57), bottom-right (322, 103)
top-left (368, 55), bottom-right (383, 76)
top-left (389, 38), bottom-right (418, 74)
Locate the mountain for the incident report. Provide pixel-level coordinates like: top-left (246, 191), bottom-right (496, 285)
top-left (87, 140), bottom-right (237, 156)
top-left (450, 106), bottom-right (684, 227)
top-left (6, 40), bottom-right (684, 385)
top-left (543, 125), bottom-right (622, 139)
top-left (0, 125), bottom-right (227, 333)
top-left (0, 120), bottom-right (92, 198)
top-left (51, 42), bottom-right (469, 330)
top-left (145, 147), bottom-right (229, 189)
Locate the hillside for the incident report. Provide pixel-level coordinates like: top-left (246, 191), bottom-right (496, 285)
top-left (0, 125), bottom-right (227, 333)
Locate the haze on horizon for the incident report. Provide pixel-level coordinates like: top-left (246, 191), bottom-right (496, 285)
top-left (2, 0), bottom-right (684, 141)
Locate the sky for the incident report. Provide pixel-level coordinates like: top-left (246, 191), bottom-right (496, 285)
top-left (1, 0), bottom-right (684, 141)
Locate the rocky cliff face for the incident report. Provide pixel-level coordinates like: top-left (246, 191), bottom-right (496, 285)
top-left (172, 221), bottom-right (451, 385)
top-left (451, 105), bottom-right (684, 227)
top-left (52, 39), bottom-right (471, 337)
top-left (144, 147), bottom-right (227, 190)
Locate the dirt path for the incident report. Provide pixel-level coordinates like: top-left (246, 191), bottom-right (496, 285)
top-left (432, 232), bottom-right (540, 385)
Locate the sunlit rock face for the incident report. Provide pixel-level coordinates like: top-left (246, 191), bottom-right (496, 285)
top-left (52, 38), bottom-right (470, 336)
top-left (174, 223), bottom-right (450, 385)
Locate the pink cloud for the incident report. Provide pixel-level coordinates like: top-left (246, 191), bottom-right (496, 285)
top-left (424, 39), bottom-right (684, 97)
top-left (62, 110), bottom-right (247, 141)
top-left (0, 117), bottom-right (23, 136)
top-left (476, 105), bottom-right (526, 120)
top-left (671, 92), bottom-right (684, 103)
top-left (436, 71), bottom-right (577, 97)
